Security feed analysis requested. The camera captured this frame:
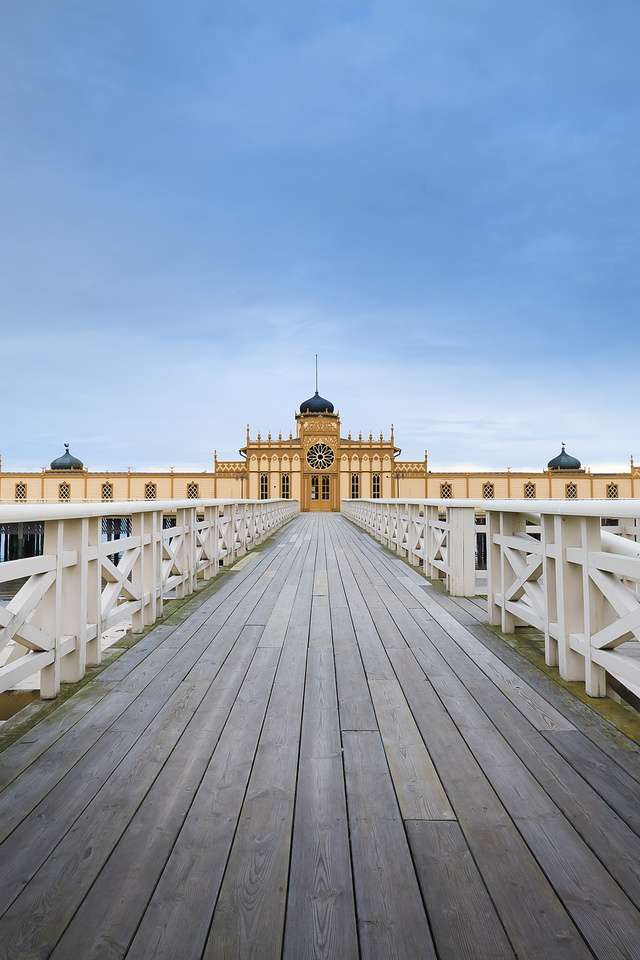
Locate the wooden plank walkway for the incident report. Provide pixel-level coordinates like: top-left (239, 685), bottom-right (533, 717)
top-left (2, 513), bottom-right (640, 959)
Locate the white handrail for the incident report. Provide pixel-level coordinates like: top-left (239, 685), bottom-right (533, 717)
top-left (342, 498), bottom-right (640, 701)
top-left (0, 499), bottom-right (298, 700)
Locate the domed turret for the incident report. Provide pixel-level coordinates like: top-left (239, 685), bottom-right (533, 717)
top-left (548, 444), bottom-right (581, 471)
top-left (50, 444), bottom-right (84, 470)
top-left (300, 391), bottom-right (334, 414)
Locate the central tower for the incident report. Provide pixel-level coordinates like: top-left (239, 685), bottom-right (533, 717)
top-left (296, 390), bottom-right (340, 511)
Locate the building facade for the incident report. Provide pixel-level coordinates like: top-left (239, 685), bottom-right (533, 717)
top-left (1, 393), bottom-right (639, 505)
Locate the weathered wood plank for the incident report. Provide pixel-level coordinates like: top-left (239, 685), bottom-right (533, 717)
top-left (49, 624), bottom-right (266, 960)
top-left (325, 527), bottom-right (377, 732)
top-left (343, 730), bottom-right (437, 960)
top-left (201, 530), bottom-right (316, 960)
top-left (406, 819), bottom-right (516, 960)
top-left (384, 657), bottom-right (591, 958)
top-left (283, 590), bottom-right (358, 960)
top-left (122, 644), bottom-right (282, 960)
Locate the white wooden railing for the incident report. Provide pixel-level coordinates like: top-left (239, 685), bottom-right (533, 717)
top-left (0, 499), bottom-right (298, 699)
top-left (342, 499), bottom-right (482, 596)
top-left (342, 498), bottom-right (640, 701)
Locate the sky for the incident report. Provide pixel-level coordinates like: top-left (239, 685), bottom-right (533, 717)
top-left (1, 1), bottom-right (639, 474)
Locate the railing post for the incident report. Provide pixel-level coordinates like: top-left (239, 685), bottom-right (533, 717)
top-left (447, 506), bottom-right (476, 597)
top-left (547, 515), bottom-right (588, 683)
top-left (203, 505), bottom-right (218, 579)
top-left (132, 509), bottom-right (160, 632)
top-left (37, 519), bottom-right (63, 698)
top-left (58, 518), bottom-right (86, 684)
top-left (486, 510), bottom-right (501, 626)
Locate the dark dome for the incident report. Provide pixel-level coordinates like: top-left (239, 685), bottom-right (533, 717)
top-left (548, 444), bottom-right (581, 471)
top-left (300, 391), bottom-right (334, 414)
top-left (50, 443), bottom-right (84, 470)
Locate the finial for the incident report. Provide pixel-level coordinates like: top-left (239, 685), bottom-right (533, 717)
top-left (359, 431), bottom-right (362, 441)
top-left (65, 443), bottom-right (69, 452)
top-left (268, 431), bottom-right (271, 442)
top-left (315, 353), bottom-right (318, 394)
top-left (348, 431), bottom-right (351, 440)
top-left (369, 431), bottom-right (372, 442)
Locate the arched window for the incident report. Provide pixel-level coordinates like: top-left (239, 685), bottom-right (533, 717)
top-left (440, 483), bottom-right (452, 499)
top-left (187, 483), bottom-right (199, 499)
top-left (281, 473), bottom-right (290, 499)
top-left (351, 474), bottom-right (360, 499)
top-left (260, 473), bottom-right (269, 499)
top-left (59, 483), bottom-right (70, 501)
top-left (607, 483), bottom-right (618, 499)
top-left (372, 473), bottom-right (381, 498)
top-left (145, 482), bottom-right (156, 500)
top-left (483, 483), bottom-right (494, 499)
top-left (566, 483), bottom-right (577, 500)
top-left (102, 483), bottom-right (113, 501)
top-left (322, 476), bottom-right (330, 500)
top-left (15, 482), bottom-right (26, 501)
top-left (525, 483), bottom-right (536, 499)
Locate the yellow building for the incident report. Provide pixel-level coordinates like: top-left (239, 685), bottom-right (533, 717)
top-left (1, 391), bottom-right (639, 504)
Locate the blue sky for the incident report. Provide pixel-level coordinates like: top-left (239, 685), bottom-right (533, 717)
top-left (1, 1), bottom-right (639, 473)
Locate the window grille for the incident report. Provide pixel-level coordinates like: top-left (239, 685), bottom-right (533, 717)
top-left (372, 473), bottom-right (381, 498)
top-left (441, 483), bottom-right (452, 499)
top-left (566, 483), bottom-right (577, 500)
top-left (59, 483), bottom-right (70, 501)
top-left (281, 473), bottom-right (290, 499)
top-left (187, 483), bottom-right (199, 499)
top-left (525, 483), bottom-right (536, 499)
top-left (260, 473), bottom-right (269, 499)
top-left (322, 476), bottom-right (330, 500)
top-left (15, 483), bottom-right (26, 501)
top-left (102, 483), bottom-right (113, 501)
top-left (483, 483), bottom-right (494, 499)
top-left (351, 474), bottom-right (360, 499)
top-left (607, 484), bottom-right (618, 499)
top-left (145, 483), bottom-right (156, 500)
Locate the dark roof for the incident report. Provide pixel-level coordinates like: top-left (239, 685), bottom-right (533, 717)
top-left (547, 444), bottom-right (581, 471)
top-left (300, 391), bottom-right (334, 414)
top-left (50, 443), bottom-right (84, 470)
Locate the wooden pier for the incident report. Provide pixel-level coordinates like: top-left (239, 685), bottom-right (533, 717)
top-left (1, 513), bottom-right (640, 959)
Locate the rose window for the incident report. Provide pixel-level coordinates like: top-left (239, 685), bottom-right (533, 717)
top-left (306, 443), bottom-right (335, 469)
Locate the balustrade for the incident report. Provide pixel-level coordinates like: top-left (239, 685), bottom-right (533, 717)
top-left (0, 498), bottom-right (298, 700)
top-left (342, 497), bottom-right (640, 702)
